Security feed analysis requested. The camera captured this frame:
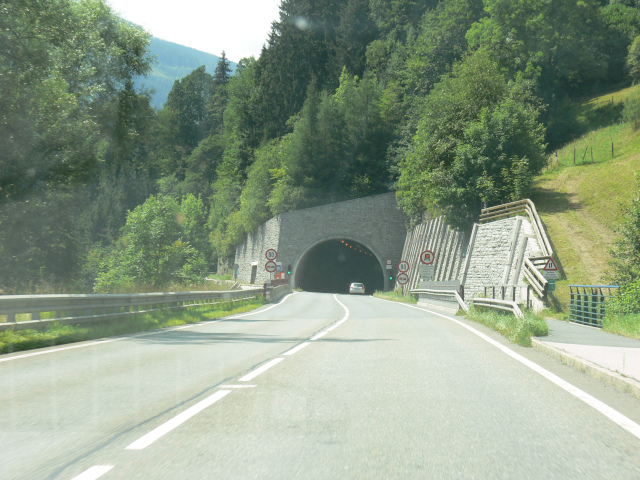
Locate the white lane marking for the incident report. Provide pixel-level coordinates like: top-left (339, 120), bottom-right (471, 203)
top-left (219, 384), bottom-right (256, 388)
top-left (311, 331), bottom-right (328, 341)
top-left (226, 292), bottom-right (297, 319)
top-left (239, 358), bottom-right (284, 382)
top-left (125, 390), bottom-right (231, 450)
top-left (310, 294), bottom-right (350, 340)
top-left (70, 465), bottom-right (114, 480)
top-left (377, 298), bottom-right (640, 442)
top-left (283, 342), bottom-right (311, 356)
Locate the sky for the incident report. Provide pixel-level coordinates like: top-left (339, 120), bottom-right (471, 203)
top-left (106, 0), bottom-right (282, 62)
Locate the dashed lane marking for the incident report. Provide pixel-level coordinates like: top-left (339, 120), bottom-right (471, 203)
top-left (125, 390), bottom-right (231, 450)
top-left (70, 465), bottom-right (114, 480)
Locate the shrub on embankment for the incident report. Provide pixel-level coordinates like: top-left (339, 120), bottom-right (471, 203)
top-left (465, 306), bottom-right (548, 347)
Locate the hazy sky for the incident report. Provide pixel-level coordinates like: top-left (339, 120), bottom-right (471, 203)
top-left (106, 0), bottom-right (282, 62)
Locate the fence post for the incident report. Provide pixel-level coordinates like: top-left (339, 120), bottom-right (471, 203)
top-left (573, 147), bottom-right (576, 165)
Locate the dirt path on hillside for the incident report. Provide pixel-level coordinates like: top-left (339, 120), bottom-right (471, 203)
top-left (533, 153), bottom-right (640, 286)
top-left (533, 168), bottom-right (614, 285)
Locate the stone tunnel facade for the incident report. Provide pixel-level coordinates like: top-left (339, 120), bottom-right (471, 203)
top-left (233, 193), bottom-right (408, 291)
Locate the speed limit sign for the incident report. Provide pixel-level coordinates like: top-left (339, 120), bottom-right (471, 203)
top-left (265, 249), bottom-right (277, 261)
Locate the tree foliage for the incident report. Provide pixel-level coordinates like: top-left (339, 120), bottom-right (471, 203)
top-left (4, 0), bottom-right (639, 292)
top-left (397, 50), bottom-right (546, 228)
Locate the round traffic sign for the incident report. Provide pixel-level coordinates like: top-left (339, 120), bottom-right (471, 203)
top-left (397, 273), bottom-right (409, 285)
top-left (265, 260), bottom-right (277, 273)
top-left (420, 250), bottom-right (435, 265)
top-left (265, 249), bottom-right (277, 260)
top-left (398, 261), bottom-right (410, 273)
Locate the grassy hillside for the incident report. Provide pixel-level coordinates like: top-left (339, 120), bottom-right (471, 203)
top-left (531, 85), bottom-right (640, 313)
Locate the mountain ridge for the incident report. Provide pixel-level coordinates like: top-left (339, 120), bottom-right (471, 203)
top-left (135, 36), bottom-right (237, 109)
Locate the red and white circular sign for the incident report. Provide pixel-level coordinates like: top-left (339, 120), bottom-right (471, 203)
top-left (265, 260), bottom-right (277, 273)
top-left (398, 261), bottom-right (410, 273)
top-left (420, 250), bottom-right (435, 265)
top-left (265, 249), bottom-right (277, 260)
top-left (396, 273), bottom-right (409, 285)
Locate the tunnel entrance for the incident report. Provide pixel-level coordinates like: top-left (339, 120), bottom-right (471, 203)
top-left (295, 239), bottom-right (385, 294)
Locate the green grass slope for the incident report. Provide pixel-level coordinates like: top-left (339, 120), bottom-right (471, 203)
top-left (531, 85), bottom-right (640, 313)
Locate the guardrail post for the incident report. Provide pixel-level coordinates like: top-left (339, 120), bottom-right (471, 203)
top-left (8, 314), bottom-right (16, 323)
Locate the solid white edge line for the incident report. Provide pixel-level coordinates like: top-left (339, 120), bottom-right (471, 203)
top-left (376, 298), bottom-right (640, 442)
top-left (238, 357), bottom-right (284, 382)
top-left (311, 331), bottom-right (328, 341)
top-left (70, 465), bottom-right (114, 480)
top-left (125, 390), bottom-right (231, 450)
top-left (283, 342), bottom-right (311, 356)
top-left (219, 384), bottom-right (257, 388)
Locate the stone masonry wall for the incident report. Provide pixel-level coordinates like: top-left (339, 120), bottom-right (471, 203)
top-left (233, 193), bottom-right (407, 289)
top-left (462, 216), bottom-right (542, 303)
top-left (234, 216), bottom-right (281, 285)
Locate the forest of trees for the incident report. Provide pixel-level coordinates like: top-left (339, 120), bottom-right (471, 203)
top-left (3, 0), bottom-right (640, 293)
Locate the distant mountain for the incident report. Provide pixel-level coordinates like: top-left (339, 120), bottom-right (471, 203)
top-left (135, 37), bottom-right (236, 109)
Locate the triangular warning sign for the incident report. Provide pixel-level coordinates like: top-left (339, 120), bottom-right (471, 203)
top-left (543, 257), bottom-right (558, 271)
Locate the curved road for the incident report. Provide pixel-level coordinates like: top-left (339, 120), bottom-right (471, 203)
top-left (1, 293), bottom-right (640, 479)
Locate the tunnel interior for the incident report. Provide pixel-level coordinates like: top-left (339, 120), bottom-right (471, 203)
top-left (295, 239), bottom-right (384, 294)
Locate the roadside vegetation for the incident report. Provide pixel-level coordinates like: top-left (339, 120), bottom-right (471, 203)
top-left (531, 84), bottom-right (640, 339)
top-left (373, 290), bottom-right (418, 304)
top-left (0, 296), bottom-right (265, 355)
top-left (465, 306), bottom-right (549, 347)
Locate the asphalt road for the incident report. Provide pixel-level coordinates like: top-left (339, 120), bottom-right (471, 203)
top-left (1, 292), bottom-right (640, 479)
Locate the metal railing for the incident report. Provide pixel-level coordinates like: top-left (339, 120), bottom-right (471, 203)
top-left (569, 285), bottom-right (619, 327)
top-left (480, 199), bottom-right (552, 299)
top-left (0, 289), bottom-right (263, 332)
top-left (471, 298), bottom-right (525, 319)
top-left (410, 288), bottom-right (468, 313)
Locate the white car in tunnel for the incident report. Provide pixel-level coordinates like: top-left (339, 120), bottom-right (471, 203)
top-left (349, 282), bottom-right (365, 294)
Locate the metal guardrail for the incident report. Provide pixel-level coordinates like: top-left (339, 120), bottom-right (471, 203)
top-left (0, 289), bottom-right (263, 332)
top-left (569, 285), bottom-right (619, 327)
top-left (471, 298), bottom-right (525, 319)
top-left (409, 288), bottom-right (469, 313)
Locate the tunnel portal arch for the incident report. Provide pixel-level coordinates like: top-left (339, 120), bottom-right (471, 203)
top-left (292, 236), bottom-right (386, 294)
top-left (233, 193), bottom-right (407, 291)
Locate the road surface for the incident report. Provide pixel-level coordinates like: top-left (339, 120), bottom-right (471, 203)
top-left (1, 292), bottom-right (639, 479)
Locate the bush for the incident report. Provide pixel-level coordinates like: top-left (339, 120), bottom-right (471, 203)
top-left (93, 195), bottom-right (208, 292)
top-left (622, 90), bottom-right (640, 130)
top-left (466, 306), bottom-right (548, 347)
